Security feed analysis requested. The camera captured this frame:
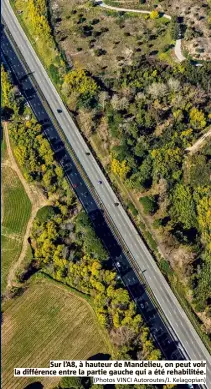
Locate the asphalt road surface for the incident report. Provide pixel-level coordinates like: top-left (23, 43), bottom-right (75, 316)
top-left (1, 0), bottom-right (211, 386)
top-left (1, 27), bottom-right (182, 362)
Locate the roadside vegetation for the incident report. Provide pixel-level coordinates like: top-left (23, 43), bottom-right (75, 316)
top-left (9, 0), bottom-right (211, 346)
top-left (48, 1), bottom-right (211, 336)
top-left (2, 62), bottom-right (166, 389)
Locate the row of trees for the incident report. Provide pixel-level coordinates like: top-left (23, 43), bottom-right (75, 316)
top-left (31, 207), bottom-right (161, 360)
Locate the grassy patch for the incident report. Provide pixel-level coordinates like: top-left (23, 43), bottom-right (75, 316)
top-left (1, 131), bottom-right (7, 160)
top-left (2, 278), bottom-right (108, 389)
top-left (1, 235), bottom-right (22, 293)
top-left (2, 166), bottom-right (31, 235)
top-left (1, 164), bottom-right (31, 292)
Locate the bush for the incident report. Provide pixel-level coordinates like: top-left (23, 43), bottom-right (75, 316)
top-left (145, 231), bottom-right (157, 251)
top-left (36, 206), bottom-right (56, 223)
top-left (139, 196), bottom-right (158, 215)
top-left (150, 10), bottom-right (160, 19)
top-left (128, 202), bottom-right (138, 216)
top-left (160, 259), bottom-right (173, 276)
top-left (49, 64), bottom-right (60, 85)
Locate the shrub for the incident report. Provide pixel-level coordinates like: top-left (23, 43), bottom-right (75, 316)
top-left (36, 206), bottom-right (56, 223)
top-left (150, 10), bottom-right (160, 19)
top-left (128, 202), bottom-right (138, 216)
top-left (49, 64), bottom-right (60, 85)
top-left (139, 196), bottom-right (158, 215)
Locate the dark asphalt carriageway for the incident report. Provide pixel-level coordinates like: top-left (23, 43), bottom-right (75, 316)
top-left (1, 27), bottom-right (194, 376)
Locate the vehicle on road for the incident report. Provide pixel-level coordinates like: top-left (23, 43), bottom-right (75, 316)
top-left (98, 180), bottom-right (103, 184)
top-left (57, 109), bottom-right (62, 113)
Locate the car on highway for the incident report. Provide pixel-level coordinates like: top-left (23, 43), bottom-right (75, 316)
top-left (98, 180), bottom-right (103, 184)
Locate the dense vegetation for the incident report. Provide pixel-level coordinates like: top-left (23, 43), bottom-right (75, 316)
top-left (10, 0), bottom-right (211, 340)
top-left (2, 62), bottom-right (165, 382)
top-left (58, 52), bottom-right (211, 318)
top-left (1, 66), bottom-right (32, 292)
top-left (48, 1), bottom-right (211, 330)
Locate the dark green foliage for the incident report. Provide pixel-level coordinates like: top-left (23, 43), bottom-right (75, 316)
top-left (189, 154), bottom-right (211, 187)
top-left (60, 377), bottom-right (83, 389)
top-left (160, 259), bottom-right (173, 276)
top-left (128, 202), bottom-right (138, 216)
top-left (77, 91), bottom-right (98, 109)
top-left (75, 212), bottom-right (108, 260)
top-left (170, 16), bottom-right (180, 40)
top-left (193, 262), bottom-right (211, 312)
top-left (49, 64), bottom-right (60, 85)
top-left (145, 231), bottom-right (157, 251)
top-left (36, 206), bottom-right (56, 223)
top-left (139, 196), bottom-right (158, 215)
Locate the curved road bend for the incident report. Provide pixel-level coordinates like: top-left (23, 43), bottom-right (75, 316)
top-left (2, 0), bottom-right (211, 386)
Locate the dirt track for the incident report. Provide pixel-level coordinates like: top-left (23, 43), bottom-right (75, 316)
top-left (3, 122), bottom-right (48, 290)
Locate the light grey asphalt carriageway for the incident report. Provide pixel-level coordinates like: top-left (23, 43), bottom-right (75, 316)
top-left (2, 0), bottom-right (211, 385)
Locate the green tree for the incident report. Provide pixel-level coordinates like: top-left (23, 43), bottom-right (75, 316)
top-left (170, 184), bottom-right (197, 230)
top-left (139, 196), bottom-right (158, 215)
top-left (1, 65), bottom-right (12, 108)
top-left (63, 68), bottom-right (98, 97)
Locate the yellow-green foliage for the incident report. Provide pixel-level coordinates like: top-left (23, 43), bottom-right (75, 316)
top-left (63, 68), bottom-right (98, 96)
top-left (1, 65), bottom-right (12, 107)
top-left (150, 10), bottom-right (160, 19)
top-left (151, 145), bottom-right (182, 180)
top-left (15, 0), bottom-right (65, 69)
top-left (27, 0), bottom-right (51, 36)
top-left (111, 158), bottom-right (130, 180)
top-left (189, 107), bottom-right (206, 130)
top-left (197, 194), bottom-right (211, 254)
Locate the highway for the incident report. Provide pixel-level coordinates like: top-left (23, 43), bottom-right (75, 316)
top-left (1, 0), bottom-right (211, 386)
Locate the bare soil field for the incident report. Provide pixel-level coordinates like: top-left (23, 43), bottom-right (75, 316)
top-left (2, 279), bottom-right (108, 389)
top-left (104, 0), bottom-right (211, 60)
top-left (50, 0), bottom-right (173, 77)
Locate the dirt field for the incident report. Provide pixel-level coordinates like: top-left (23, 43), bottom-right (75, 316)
top-left (103, 0), bottom-right (211, 60)
top-left (50, 0), bottom-right (172, 76)
top-left (2, 279), bottom-right (108, 389)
